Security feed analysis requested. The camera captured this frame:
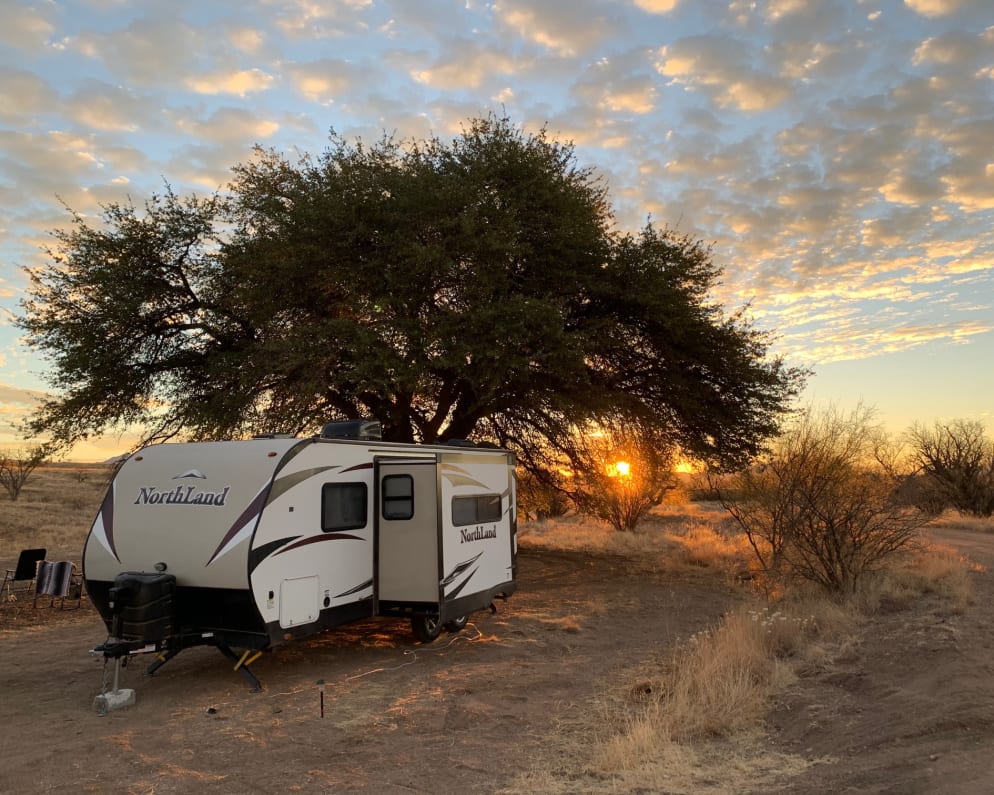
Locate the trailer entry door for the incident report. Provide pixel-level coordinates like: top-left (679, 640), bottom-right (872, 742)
top-left (375, 458), bottom-right (440, 604)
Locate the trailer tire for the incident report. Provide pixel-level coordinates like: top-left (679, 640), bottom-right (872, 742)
top-left (411, 614), bottom-right (443, 643)
top-left (444, 615), bottom-right (468, 632)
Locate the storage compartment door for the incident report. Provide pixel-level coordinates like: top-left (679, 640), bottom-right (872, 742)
top-left (376, 459), bottom-right (440, 604)
top-left (279, 575), bottom-right (319, 628)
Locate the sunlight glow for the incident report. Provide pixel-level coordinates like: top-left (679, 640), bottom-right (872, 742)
top-left (608, 460), bottom-right (632, 478)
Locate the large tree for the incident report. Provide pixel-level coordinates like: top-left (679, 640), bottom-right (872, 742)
top-left (18, 115), bottom-right (804, 467)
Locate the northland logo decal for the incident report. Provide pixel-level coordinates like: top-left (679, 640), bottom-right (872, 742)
top-left (460, 525), bottom-right (498, 543)
top-left (134, 469), bottom-right (230, 507)
top-left (173, 469), bottom-right (207, 480)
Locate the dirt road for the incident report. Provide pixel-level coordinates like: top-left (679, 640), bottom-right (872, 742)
top-left (768, 526), bottom-right (994, 794)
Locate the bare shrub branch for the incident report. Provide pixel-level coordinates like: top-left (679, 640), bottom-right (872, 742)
top-left (716, 406), bottom-right (929, 595)
top-left (906, 419), bottom-right (994, 518)
top-left (0, 445), bottom-right (50, 501)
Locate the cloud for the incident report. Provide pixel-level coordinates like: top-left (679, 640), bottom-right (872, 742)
top-left (0, 130), bottom-right (108, 196)
top-left (764, 0), bottom-right (810, 21)
top-left (63, 80), bottom-right (160, 133)
top-left (0, 383), bottom-right (44, 409)
top-left (570, 53), bottom-right (659, 115)
top-left (655, 35), bottom-right (793, 111)
top-left (75, 18), bottom-right (209, 87)
top-left (411, 40), bottom-right (519, 90)
top-left (227, 25), bottom-right (267, 55)
top-left (772, 39), bottom-right (859, 82)
top-left (72, 15), bottom-right (276, 97)
top-left (903, 0), bottom-right (983, 17)
top-left (0, 2), bottom-right (54, 51)
top-left (0, 68), bottom-right (58, 125)
top-left (937, 119), bottom-right (994, 210)
top-left (174, 107), bottom-right (281, 144)
top-left (879, 169), bottom-right (946, 205)
top-left (185, 68), bottom-right (276, 97)
top-left (272, 0), bottom-right (374, 39)
top-left (494, 0), bottom-right (621, 57)
top-left (913, 27), bottom-right (994, 73)
top-left (785, 318), bottom-right (992, 364)
top-left (632, 0), bottom-right (680, 13)
top-left (285, 58), bottom-right (365, 103)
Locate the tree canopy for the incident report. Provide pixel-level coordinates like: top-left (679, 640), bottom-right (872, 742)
top-left (18, 115), bottom-right (805, 468)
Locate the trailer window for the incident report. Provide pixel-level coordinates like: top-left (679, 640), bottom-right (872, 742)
top-left (321, 483), bottom-right (368, 531)
top-left (451, 495), bottom-right (502, 526)
top-left (381, 475), bottom-right (414, 520)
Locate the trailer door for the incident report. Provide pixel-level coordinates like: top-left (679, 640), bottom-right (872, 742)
top-left (375, 458), bottom-right (440, 605)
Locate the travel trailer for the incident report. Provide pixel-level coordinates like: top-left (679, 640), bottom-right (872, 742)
top-left (84, 421), bottom-right (517, 689)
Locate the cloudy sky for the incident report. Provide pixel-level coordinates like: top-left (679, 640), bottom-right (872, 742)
top-left (1, 0), bottom-right (992, 460)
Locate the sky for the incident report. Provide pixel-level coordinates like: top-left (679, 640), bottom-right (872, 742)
top-left (1, 0), bottom-right (992, 462)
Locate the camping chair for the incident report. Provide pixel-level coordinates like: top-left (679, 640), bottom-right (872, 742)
top-left (1, 548), bottom-right (47, 601)
top-left (33, 560), bottom-right (83, 609)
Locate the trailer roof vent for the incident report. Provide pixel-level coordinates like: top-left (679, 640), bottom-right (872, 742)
top-left (321, 419), bottom-right (382, 441)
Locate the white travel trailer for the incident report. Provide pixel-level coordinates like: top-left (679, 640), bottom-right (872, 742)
top-left (84, 421), bottom-right (517, 688)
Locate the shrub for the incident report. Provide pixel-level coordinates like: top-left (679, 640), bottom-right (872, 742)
top-left (717, 406), bottom-right (929, 595)
top-left (906, 419), bottom-right (994, 518)
top-left (0, 445), bottom-right (50, 501)
top-left (561, 422), bottom-right (678, 532)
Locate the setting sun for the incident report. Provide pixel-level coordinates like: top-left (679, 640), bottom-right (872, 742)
top-left (608, 460), bottom-right (632, 477)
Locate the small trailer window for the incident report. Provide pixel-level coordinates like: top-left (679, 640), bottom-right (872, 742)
top-left (452, 495), bottom-right (502, 526)
top-left (321, 483), bottom-right (368, 531)
top-left (381, 475), bottom-right (414, 520)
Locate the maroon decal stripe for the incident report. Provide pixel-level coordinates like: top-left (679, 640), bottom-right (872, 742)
top-left (274, 533), bottom-right (362, 556)
top-left (341, 462), bottom-right (374, 474)
top-left (205, 488), bottom-right (269, 566)
top-left (102, 487), bottom-right (119, 562)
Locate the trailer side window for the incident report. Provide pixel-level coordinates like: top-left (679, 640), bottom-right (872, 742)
top-left (381, 475), bottom-right (414, 520)
top-left (321, 483), bottom-right (368, 531)
top-left (451, 494), bottom-right (502, 526)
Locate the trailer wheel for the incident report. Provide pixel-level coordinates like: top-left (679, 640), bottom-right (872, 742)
top-left (411, 614), bottom-right (443, 643)
top-left (444, 615), bottom-right (468, 633)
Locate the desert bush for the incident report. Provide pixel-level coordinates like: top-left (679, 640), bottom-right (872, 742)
top-left (560, 422), bottom-right (679, 532)
top-left (717, 405), bottom-right (929, 595)
top-left (0, 445), bottom-right (50, 501)
top-left (906, 419), bottom-right (994, 518)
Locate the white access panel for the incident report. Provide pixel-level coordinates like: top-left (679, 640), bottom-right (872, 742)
top-left (279, 575), bottom-right (319, 628)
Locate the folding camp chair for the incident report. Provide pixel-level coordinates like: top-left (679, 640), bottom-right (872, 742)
top-left (1, 548), bottom-right (47, 601)
top-left (33, 560), bottom-right (83, 609)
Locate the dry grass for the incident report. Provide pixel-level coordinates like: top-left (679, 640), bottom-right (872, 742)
top-left (507, 505), bottom-right (981, 794)
top-left (0, 464), bottom-right (109, 632)
top-left (0, 464), bottom-right (110, 567)
top-left (855, 541), bottom-right (979, 614)
top-left (518, 501), bottom-right (752, 581)
top-left (928, 510), bottom-right (994, 534)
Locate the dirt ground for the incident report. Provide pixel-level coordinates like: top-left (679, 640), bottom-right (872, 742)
top-left (1, 528), bottom-right (993, 794)
top-left (769, 525), bottom-right (994, 795)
